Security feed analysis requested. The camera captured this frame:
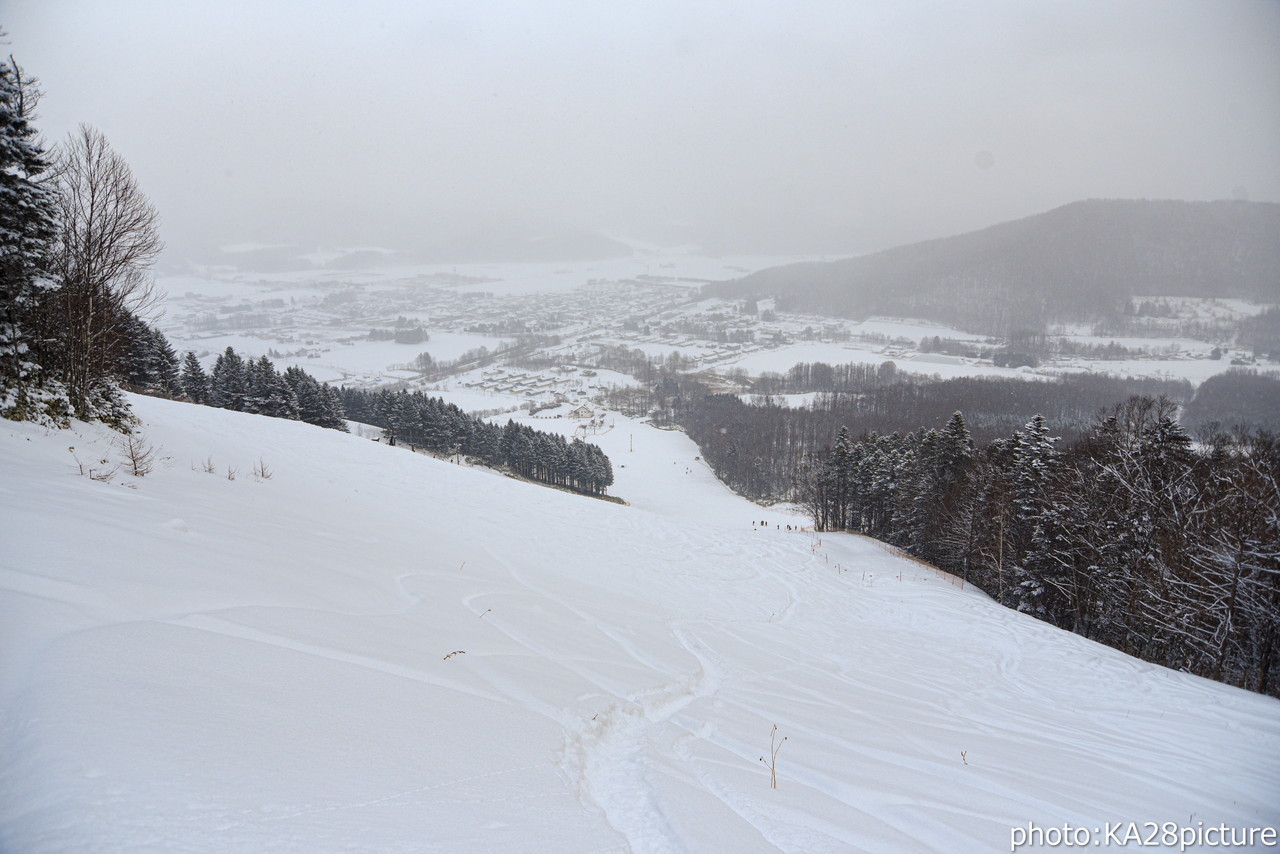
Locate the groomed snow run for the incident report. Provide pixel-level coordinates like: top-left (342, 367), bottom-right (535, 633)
top-left (1, 394), bottom-right (1277, 853)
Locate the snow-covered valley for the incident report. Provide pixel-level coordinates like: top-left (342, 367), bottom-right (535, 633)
top-left (2, 395), bottom-right (1277, 852)
top-left (155, 254), bottom-right (1275, 410)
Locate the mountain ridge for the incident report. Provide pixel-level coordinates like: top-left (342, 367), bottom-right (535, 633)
top-left (713, 199), bottom-right (1280, 336)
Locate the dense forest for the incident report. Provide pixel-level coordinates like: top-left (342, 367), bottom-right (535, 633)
top-left (713, 199), bottom-right (1280, 336)
top-left (1183, 368), bottom-right (1280, 434)
top-left (799, 402), bottom-right (1279, 697)
top-left (605, 364), bottom-right (1194, 501)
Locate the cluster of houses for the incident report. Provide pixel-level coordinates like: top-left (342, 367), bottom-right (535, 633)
top-left (462, 369), bottom-right (568, 395)
top-left (454, 367), bottom-right (608, 407)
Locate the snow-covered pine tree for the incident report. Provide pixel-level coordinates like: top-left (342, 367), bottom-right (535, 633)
top-left (1008, 414), bottom-right (1062, 616)
top-left (318, 384), bottom-right (347, 431)
top-left (121, 315), bottom-right (179, 395)
top-left (501, 421), bottom-right (537, 479)
top-left (1123, 400), bottom-right (1196, 659)
top-left (241, 356), bottom-right (269, 415)
top-left (180, 351), bottom-right (210, 404)
top-left (595, 444), bottom-right (614, 492)
top-left (861, 434), bottom-right (902, 540)
top-left (937, 411), bottom-right (974, 485)
top-left (899, 427), bottom-right (943, 561)
top-left (827, 426), bottom-right (856, 531)
top-left (209, 347), bottom-right (247, 411)
top-left (1078, 397), bottom-right (1196, 658)
top-left (465, 419), bottom-right (502, 465)
top-left (334, 385), bottom-right (370, 424)
top-left (388, 391), bottom-right (419, 447)
top-left (537, 432), bottom-right (567, 485)
top-left (900, 414), bottom-right (976, 567)
top-left (0, 54), bottom-right (68, 425)
top-left (152, 325), bottom-right (181, 395)
top-left (283, 365), bottom-right (323, 421)
top-left (245, 355), bottom-right (297, 420)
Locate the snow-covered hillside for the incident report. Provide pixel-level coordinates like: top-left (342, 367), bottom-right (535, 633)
top-left (2, 397), bottom-right (1277, 853)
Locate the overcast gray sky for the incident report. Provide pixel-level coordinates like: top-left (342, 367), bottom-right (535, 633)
top-left (5, 0), bottom-right (1279, 261)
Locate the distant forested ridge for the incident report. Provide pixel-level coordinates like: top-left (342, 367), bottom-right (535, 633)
top-left (1181, 368), bottom-right (1280, 435)
top-left (712, 199), bottom-right (1280, 336)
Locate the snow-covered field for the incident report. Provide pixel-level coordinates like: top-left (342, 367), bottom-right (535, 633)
top-left (2, 397), bottom-right (1277, 852)
top-left (718, 342), bottom-right (1048, 383)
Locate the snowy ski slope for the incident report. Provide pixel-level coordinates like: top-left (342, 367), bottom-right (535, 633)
top-left (1, 395), bottom-right (1277, 852)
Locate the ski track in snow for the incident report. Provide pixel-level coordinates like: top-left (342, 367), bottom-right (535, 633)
top-left (477, 547), bottom-right (702, 853)
top-left (167, 612), bottom-right (509, 706)
top-left (473, 523), bottom-right (899, 854)
top-left (557, 623), bottom-right (730, 854)
top-left (471, 535), bottom-right (789, 854)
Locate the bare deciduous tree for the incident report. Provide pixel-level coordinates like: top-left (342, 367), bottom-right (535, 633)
top-left (116, 429), bottom-right (158, 477)
top-left (44, 125), bottom-right (162, 418)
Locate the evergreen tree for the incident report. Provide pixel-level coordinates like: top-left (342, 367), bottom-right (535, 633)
top-left (1008, 415), bottom-right (1061, 615)
top-left (121, 315), bottom-right (179, 395)
top-left (592, 443), bottom-right (614, 493)
top-left (466, 420), bottom-right (502, 463)
top-left (318, 383), bottom-right (347, 431)
top-left (152, 326), bottom-right (181, 395)
top-left (244, 355), bottom-right (297, 419)
top-left (209, 346), bottom-right (247, 410)
top-left (937, 411), bottom-right (974, 483)
top-left (828, 427), bottom-right (855, 531)
top-left (283, 366), bottom-right (323, 422)
top-left (898, 428), bottom-right (942, 558)
top-left (335, 385), bottom-right (371, 424)
top-left (180, 351), bottom-right (209, 404)
top-left (0, 54), bottom-right (66, 424)
top-left (862, 434), bottom-right (901, 539)
top-left (388, 391), bottom-right (418, 446)
top-left (504, 422), bottom-right (536, 478)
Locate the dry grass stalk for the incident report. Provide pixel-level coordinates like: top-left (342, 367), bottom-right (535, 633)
top-left (759, 724), bottom-right (787, 789)
top-left (68, 446), bottom-right (117, 482)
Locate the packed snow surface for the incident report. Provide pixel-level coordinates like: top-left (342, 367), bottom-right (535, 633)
top-left (2, 396), bottom-right (1277, 853)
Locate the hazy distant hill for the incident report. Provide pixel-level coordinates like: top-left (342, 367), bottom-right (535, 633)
top-left (715, 199), bottom-right (1280, 336)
